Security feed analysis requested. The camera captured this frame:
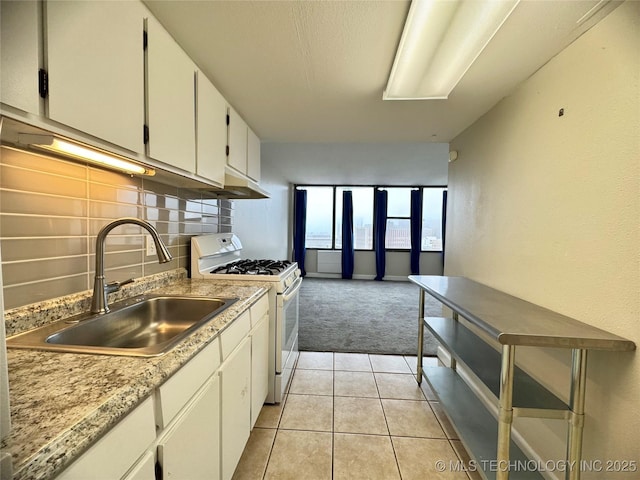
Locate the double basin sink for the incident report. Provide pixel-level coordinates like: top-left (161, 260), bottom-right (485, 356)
top-left (7, 294), bottom-right (238, 357)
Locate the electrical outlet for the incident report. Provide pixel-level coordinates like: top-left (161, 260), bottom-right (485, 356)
top-left (146, 235), bottom-right (156, 257)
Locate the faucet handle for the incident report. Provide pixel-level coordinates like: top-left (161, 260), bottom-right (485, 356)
top-left (105, 278), bottom-right (135, 294)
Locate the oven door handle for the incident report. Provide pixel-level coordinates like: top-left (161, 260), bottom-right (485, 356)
top-left (281, 277), bottom-right (303, 302)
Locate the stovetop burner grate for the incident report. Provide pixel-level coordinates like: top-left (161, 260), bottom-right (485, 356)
top-left (211, 259), bottom-right (293, 276)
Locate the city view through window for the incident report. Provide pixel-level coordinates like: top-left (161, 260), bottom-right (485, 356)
top-left (301, 186), bottom-right (445, 251)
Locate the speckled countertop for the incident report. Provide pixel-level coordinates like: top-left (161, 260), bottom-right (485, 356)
top-left (0, 269), bottom-right (270, 480)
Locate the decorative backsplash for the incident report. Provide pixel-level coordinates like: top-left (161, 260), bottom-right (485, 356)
top-left (0, 146), bottom-right (233, 310)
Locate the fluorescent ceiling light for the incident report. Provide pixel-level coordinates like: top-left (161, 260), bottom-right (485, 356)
top-left (19, 134), bottom-right (155, 176)
top-left (384, 0), bottom-right (519, 100)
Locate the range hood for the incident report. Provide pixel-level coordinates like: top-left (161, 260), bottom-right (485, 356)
top-left (216, 167), bottom-right (270, 199)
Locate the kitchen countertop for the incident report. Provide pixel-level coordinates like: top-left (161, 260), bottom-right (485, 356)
top-left (0, 270), bottom-right (270, 480)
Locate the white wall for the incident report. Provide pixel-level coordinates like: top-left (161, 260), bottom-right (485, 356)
top-left (260, 142), bottom-right (448, 186)
top-left (232, 176), bottom-right (291, 260)
top-left (234, 142), bottom-right (449, 277)
top-left (304, 249), bottom-right (444, 281)
top-left (446, 2), bottom-right (639, 478)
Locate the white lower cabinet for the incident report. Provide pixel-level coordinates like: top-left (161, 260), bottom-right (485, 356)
top-left (157, 375), bottom-right (220, 480)
top-left (56, 397), bottom-right (156, 480)
top-left (157, 338), bottom-right (220, 429)
top-left (220, 337), bottom-right (252, 480)
top-left (122, 451), bottom-right (155, 480)
top-left (55, 293), bottom-right (269, 480)
top-left (250, 313), bottom-right (269, 428)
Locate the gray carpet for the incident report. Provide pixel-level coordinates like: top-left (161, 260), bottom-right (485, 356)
top-left (298, 278), bottom-right (441, 356)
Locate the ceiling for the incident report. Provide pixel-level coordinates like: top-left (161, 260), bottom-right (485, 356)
top-left (143, 0), bottom-right (620, 144)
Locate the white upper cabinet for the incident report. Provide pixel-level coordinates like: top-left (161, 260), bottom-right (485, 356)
top-left (45, 0), bottom-right (145, 153)
top-left (227, 106), bottom-right (248, 175)
top-left (0, 0), bottom-right (40, 115)
top-left (3, 0), bottom-right (262, 192)
top-left (196, 71), bottom-right (227, 187)
top-left (227, 106), bottom-right (262, 183)
top-left (145, 15), bottom-right (196, 173)
top-left (247, 127), bottom-right (261, 182)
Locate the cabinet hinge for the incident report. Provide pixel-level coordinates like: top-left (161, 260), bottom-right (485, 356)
top-left (226, 114), bottom-right (230, 126)
top-left (38, 69), bottom-right (48, 99)
top-left (143, 125), bottom-right (149, 145)
top-left (154, 460), bottom-right (162, 480)
top-left (226, 145), bottom-right (230, 156)
top-left (143, 30), bottom-right (148, 50)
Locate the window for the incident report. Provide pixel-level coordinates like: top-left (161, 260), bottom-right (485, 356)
top-left (422, 188), bottom-right (446, 251)
top-left (304, 187), bottom-right (333, 248)
top-left (385, 188), bottom-right (412, 249)
top-left (300, 185), bottom-right (446, 252)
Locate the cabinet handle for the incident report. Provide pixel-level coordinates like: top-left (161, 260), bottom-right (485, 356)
top-left (38, 69), bottom-right (48, 99)
top-left (154, 460), bottom-right (162, 480)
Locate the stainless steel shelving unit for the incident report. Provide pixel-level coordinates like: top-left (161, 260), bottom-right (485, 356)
top-left (410, 275), bottom-right (635, 480)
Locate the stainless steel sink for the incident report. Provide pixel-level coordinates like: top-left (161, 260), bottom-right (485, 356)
top-left (6, 294), bottom-right (238, 357)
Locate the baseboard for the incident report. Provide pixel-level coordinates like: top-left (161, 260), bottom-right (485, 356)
top-left (304, 273), bottom-right (375, 280)
top-left (436, 346), bottom-right (451, 367)
top-left (303, 273), bottom-right (410, 282)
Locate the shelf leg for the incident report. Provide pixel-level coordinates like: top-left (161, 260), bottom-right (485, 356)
top-left (450, 312), bottom-right (458, 370)
top-left (497, 345), bottom-right (515, 480)
top-left (416, 289), bottom-right (425, 386)
top-left (566, 349), bottom-right (588, 480)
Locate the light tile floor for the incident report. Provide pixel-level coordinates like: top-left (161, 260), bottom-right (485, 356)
top-left (232, 352), bottom-right (482, 480)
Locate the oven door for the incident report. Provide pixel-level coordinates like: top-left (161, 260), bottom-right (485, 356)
top-left (276, 277), bottom-right (302, 396)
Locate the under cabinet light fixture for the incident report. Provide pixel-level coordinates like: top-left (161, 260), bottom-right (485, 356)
top-left (18, 134), bottom-right (155, 176)
top-left (384, 0), bottom-right (519, 100)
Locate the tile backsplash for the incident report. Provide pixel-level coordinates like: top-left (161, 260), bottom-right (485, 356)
top-left (0, 146), bottom-right (233, 309)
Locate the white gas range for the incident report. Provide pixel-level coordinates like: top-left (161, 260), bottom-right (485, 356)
top-left (190, 233), bottom-right (302, 403)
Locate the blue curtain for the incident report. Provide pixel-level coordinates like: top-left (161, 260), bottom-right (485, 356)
top-left (374, 189), bottom-right (387, 281)
top-left (441, 190), bottom-right (448, 268)
top-left (410, 189), bottom-right (423, 275)
top-left (293, 189), bottom-right (307, 276)
top-left (341, 190), bottom-right (354, 279)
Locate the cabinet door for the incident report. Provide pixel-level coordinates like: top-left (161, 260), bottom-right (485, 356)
top-left (56, 397), bottom-right (156, 480)
top-left (158, 375), bottom-right (220, 480)
top-left (46, 0), bottom-right (144, 153)
top-left (251, 314), bottom-right (269, 428)
top-left (220, 337), bottom-right (251, 480)
top-left (196, 71), bottom-right (227, 187)
top-left (146, 16), bottom-right (196, 173)
top-left (122, 451), bottom-right (155, 480)
top-left (0, 0), bottom-right (40, 114)
top-left (246, 127), bottom-right (261, 182)
top-left (157, 338), bottom-right (220, 428)
top-left (227, 106), bottom-right (247, 175)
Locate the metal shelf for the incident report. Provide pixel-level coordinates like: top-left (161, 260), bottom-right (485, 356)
top-left (410, 275), bottom-right (636, 480)
top-left (410, 276), bottom-right (635, 351)
top-left (423, 366), bottom-right (543, 480)
top-left (425, 317), bottom-right (568, 414)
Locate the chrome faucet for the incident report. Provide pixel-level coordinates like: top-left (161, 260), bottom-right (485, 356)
top-left (91, 218), bottom-right (172, 314)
